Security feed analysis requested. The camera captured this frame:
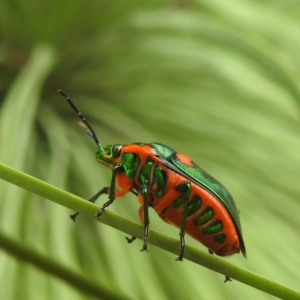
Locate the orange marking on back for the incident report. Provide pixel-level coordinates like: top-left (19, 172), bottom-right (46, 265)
top-left (176, 153), bottom-right (194, 166)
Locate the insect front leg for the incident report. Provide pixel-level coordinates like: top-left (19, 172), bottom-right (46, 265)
top-left (175, 181), bottom-right (192, 261)
top-left (70, 187), bottom-right (110, 221)
top-left (96, 163), bottom-right (123, 218)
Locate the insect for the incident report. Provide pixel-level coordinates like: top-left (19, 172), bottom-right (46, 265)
top-left (58, 90), bottom-right (246, 265)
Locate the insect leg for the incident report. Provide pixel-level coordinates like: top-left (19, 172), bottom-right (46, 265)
top-left (96, 163), bottom-right (122, 218)
top-left (175, 181), bottom-right (192, 261)
top-left (70, 187), bottom-right (110, 221)
top-left (140, 184), bottom-right (150, 252)
top-left (207, 250), bottom-right (232, 282)
top-left (71, 187), bottom-right (138, 221)
top-left (123, 190), bottom-right (139, 242)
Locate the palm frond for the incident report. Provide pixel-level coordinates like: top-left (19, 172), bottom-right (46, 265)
top-left (1, 1), bottom-right (300, 299)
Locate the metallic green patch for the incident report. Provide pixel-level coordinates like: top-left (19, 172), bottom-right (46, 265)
top-left (154, 166), bottom-right (167, 198)
top-left (214, 234), bottom-right (226, 243)
top-left (194, 207), bottom-right (213, 226)
top-left (138, 157), bottom-right (154, 185)
top-left (203, 220), bottom-right (223, 234)
top-left (187, 195), bottom-right (202, 216)
top-left (122, 153), bottom-right (140, 178)
top-left (172, 194), bottom-right (185, 208)
top-left (97, 145), bottom-right (115, 165)
top-left (172, 181), bottom-right (191, 207)
top-left (150, 142), bottom-right (176, 158)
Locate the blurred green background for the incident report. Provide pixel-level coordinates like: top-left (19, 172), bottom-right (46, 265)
top-left (0, 0), bottom-right (300, 299)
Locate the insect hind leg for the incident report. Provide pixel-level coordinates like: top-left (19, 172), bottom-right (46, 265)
top-left (208, 249), bottom-right (232, 283)
top-left (175, 181), bottom-right (192, 261)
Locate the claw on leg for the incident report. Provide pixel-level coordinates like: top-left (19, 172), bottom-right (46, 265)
top-left (140, 246), bottom-right (149, 253)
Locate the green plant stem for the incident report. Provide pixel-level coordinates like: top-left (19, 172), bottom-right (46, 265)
top-left (0, 231), bottom-right (130, 300)
top-left (0, 162), bottom-right (299, 300)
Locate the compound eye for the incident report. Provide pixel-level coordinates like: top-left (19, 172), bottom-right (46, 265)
top-left (112, 144), bottom-right (122, 157)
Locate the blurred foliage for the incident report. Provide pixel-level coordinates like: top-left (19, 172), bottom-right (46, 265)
top-left (0, 0), bottom-right (300, 299)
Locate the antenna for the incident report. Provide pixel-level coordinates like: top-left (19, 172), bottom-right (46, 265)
top-left (57, 89), bottom-right (102, 149)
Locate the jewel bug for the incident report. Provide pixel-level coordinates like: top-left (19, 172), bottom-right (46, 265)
top-left (59, 90), bottom-right (246, 264)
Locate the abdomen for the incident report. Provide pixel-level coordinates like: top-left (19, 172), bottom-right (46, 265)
top-left (151, 174), bottom-right (242, 256)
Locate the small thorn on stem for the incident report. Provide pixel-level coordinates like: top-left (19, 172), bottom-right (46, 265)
top-left (125, 236), bottom-right (136, 243)
top-left (70, 212), bottom-right (79, 222)
top-left (224, 276), bottom-right (232, 283)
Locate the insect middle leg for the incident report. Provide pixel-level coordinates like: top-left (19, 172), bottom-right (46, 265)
top-left (138, 184), bottom-right (150, 252)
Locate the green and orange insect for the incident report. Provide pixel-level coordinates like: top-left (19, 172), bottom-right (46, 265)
top-left (59, 90), bottom-right (246, 263)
